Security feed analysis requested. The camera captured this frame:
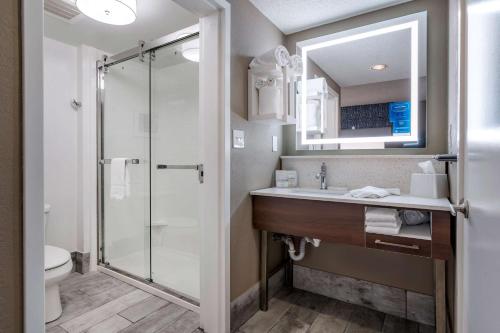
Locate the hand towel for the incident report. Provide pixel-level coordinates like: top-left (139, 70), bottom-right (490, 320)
top-left (110, 158), bottom-right (130, 200)
top-left (249, 45), bottom-right (290, 68)
top-left (365, 207), bottom-right (400, 223)
top-left (365, 221), bottom-right (402, 235)
top-left (350, 186), bottom-right (400, 199)
top-left (288, 54), bottom-right (303, 76)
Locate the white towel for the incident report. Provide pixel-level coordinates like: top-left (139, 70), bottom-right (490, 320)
top-left (366, 221), bottom-right (402, 235)
top-left (365, 207), bottom-right (400, 223)
top-left (288, 54), bottom-right (303, 76)
top-left (110, 158), bottom-right (130, 200)
top-left (350, 186), bottom-right (400, 198)
top-left (249, 45), bottom-right (290, 68)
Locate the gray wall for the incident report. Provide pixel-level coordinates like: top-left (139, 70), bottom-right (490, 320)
top-left (284, 0), bottom-right (449, 155)
top-left (229, 0), bottom-right (285, 301)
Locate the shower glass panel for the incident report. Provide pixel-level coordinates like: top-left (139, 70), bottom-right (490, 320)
top-left (99, 34), bottom-right (200, 301)
top-left (101, 56), bottom-right (151, 280)
top-left (150, 42), bottom-right (200, 299)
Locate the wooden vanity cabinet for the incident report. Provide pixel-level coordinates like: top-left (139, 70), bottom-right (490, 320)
top-left (252, 196), bottom-right (365, 246)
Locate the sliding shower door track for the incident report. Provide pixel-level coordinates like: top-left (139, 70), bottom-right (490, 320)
top-left (97, 263), bottom-right (200, 311)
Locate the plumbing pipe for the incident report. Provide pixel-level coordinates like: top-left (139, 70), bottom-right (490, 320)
top-left (281, 236), bottom-right (321, 262)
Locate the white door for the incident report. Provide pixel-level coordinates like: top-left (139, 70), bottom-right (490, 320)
top-left (462, 0), bottom-right (500, 331)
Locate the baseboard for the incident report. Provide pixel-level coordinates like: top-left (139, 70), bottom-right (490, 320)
top-left (294, 265), bottom-right (436, 327)
top-left (230, 268), bottom-right (284, 332)
top-left (70, 251), bottom-right (90, 274)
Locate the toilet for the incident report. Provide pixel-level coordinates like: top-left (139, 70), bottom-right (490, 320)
top-left (44, 204), bottom-right (73, 323)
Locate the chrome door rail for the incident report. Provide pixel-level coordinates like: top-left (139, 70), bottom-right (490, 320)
top-left (156, 164), bottom-right (204, 184)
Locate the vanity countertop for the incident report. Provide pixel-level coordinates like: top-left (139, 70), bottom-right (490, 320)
top-left (250, 187), bottom-right (451, 212)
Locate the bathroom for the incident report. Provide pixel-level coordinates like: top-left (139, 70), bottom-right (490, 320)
top-left (1, 0), bottom-right (499, 332)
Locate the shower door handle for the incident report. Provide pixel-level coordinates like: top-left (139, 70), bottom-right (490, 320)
top-left (156, 164), bottom-right (204, 184)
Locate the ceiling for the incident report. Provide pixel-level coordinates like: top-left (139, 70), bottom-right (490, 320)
top-left (309, 29), bottom-right (412, 87)
top-left (44, 0), bottom-right (198, 54)
top-left (248, 0), bottom-right (413, 34)
top-left (305, 11), bottom-right (427, 87)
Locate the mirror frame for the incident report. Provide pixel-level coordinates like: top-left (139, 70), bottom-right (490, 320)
top-left (299, 17), bottom-right (421, 145)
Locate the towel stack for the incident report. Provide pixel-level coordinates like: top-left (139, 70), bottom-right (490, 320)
top-left (365, 207), bottom-right (402, 235)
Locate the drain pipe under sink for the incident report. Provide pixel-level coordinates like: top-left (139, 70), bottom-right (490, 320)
top-left (280, 236), bottom-right (321, 261)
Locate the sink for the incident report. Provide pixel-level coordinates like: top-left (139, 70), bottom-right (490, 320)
top-left (291, 187), bottom-right (349, 196)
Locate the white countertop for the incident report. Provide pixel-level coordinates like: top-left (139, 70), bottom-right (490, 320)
top-left (250, 187), bottom-right (451, 212)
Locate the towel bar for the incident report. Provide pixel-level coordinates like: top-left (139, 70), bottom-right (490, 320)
top-left (99, 159), bottom-right (141, 165)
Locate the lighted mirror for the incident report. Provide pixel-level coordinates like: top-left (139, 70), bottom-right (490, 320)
top-left (295, 12), bottom-right (427, 150)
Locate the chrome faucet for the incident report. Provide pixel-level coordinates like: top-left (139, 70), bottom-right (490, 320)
top-left (315, 162), bottom-right (328, 190)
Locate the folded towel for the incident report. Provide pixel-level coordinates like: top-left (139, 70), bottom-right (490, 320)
top-left (365, 207), bottom-right (400, 223)
top-left (288, 54), bottom-right (303, 76)
top-left (110, 158), bottom-right (130, 200)
top-left (250, 45), bottom-right (290, 68)
top-left (365, 220), bottom-right (401, 228)
top-left (366, 221), bottom-right (402, 235)
top-left (350, 186), bottom-right (400, 199)
top-left (401, 210), bottom-right (430, 225)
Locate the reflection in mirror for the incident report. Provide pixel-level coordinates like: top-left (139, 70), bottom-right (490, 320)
top-left (295, 12), bottom-right (427, 150)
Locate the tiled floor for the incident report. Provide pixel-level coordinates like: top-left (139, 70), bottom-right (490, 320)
top-left (46, 272), bottom-right (200, 333)
top-left (237, 289), bottom-right (435, 333)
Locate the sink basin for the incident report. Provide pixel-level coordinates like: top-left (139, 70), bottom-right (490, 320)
top-left (291, 187), bottom-right (349, 196)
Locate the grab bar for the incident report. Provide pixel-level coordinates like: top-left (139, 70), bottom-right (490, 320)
top-left (99, 159), bottom-right (141, 165)
top-left (157, 164), bottom-right (204, 184)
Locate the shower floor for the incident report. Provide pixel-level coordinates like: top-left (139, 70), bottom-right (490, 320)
top-left (109, 246), bottom-right (200, 300)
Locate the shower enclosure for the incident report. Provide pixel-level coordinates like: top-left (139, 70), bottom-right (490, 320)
top-left (97, 30), bottom-right (201, 301)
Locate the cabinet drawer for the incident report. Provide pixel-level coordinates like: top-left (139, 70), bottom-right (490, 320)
top-left (366, 233), bottom-right (431, 257)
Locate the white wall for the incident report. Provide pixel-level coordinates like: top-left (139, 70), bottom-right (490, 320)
top-left (43, 37), bottom-right (79, 252)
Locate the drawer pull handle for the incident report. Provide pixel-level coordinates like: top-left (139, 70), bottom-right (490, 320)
top-left (374, 239), bottom-right (420, 250)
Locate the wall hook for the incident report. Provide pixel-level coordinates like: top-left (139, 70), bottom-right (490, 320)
top-left (71, 99), bottom-right (82, 110)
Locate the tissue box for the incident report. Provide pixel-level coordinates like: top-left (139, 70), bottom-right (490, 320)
top-left (410, 173), bottom-right (449, 199)
top-left (275, 170), bottom-right (297, 188)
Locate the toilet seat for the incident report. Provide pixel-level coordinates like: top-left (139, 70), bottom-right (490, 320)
top-left (45, 245), bottom-right (71, 271)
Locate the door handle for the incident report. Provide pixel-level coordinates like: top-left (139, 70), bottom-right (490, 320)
top-left (156, 164), bottom-right (204, 184)
top-left (450, 199), bottom-right (469, 218)
top-left (374, 239), bottom-right (420, 250)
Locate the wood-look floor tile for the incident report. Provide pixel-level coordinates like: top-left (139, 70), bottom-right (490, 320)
top-left (119, 303), bottom-right (187, 333)
top-left (60, 289), bottom-right (150, 332)
top-left (84, 315), bottom-right (131, 333)
top-left (118, 296), bottom-right (169, 322)
top-left (268, 290), bottom-right (327, 333)
top-left (47, 283), bottom-right (138, 329)
top-left (239, 295), bottom-right (292, 333)
top-left (345, 307), bottom-right (385, 333)
top-left (46, 326), bottom-right (68, 333)
top-left (309, 299), bottom-right (356, 333)
top-left (418, 323), bottom-right (436, 333)
top-left (157, 310), bottom-right (200, 333)
top-left (382, 315), bottom-right (419, 333)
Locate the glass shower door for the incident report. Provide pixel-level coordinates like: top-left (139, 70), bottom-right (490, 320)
top-left (150, 40), bottom-right (201, 300)
top-left (100, 56), bottom-right (151, 280)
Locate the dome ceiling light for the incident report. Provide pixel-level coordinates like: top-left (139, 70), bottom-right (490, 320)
top-left (76, 0), bottom-right (137, 25)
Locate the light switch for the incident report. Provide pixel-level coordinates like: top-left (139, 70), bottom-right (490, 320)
top-left (272, 136), bottom-right (278, 152)
top-left (233, 130), bottom-right (245, 148)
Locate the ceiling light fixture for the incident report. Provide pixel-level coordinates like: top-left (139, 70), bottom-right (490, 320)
top-left (370, 64), bottom-right (388, 71)
top-left (76, 0), bottom-right (137, 25)
top-left (181, 38), bottom-right (200, 63)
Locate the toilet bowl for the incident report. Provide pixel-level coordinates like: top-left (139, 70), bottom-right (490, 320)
top-left (45, 245), bottom-right (73, 323)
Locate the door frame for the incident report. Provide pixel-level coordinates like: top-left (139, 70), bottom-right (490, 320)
top-left (22, 0), bottom-right (231, 332)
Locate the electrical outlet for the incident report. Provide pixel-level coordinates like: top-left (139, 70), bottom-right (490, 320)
top-left (272, 136), bottom-right (278, 152)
